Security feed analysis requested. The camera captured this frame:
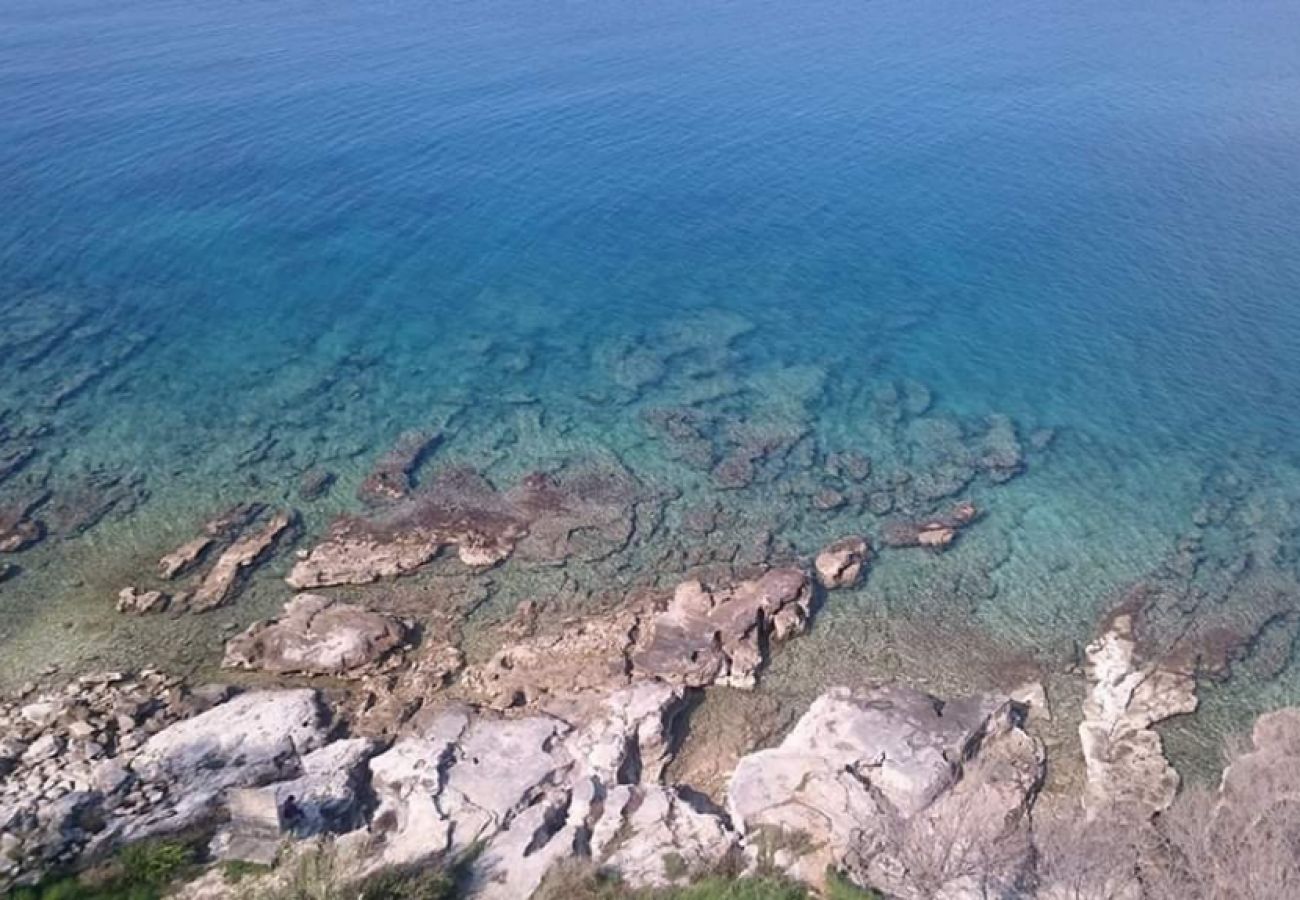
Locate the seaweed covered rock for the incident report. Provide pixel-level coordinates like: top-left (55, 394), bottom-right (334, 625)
top-left (288, 462), bottom-right (651, 588)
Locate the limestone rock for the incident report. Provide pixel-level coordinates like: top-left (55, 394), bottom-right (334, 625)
top-left (633, 568), bottom-right (814, 689)
top-left (216, 737), bottom-right (377, 864)
top-left (814, 535), bottom-right (871, 589)
top-left (1079, 611), bottom-right (1197, 820)
top-left (565, 682), bottom-right (686, 784)
top-left (223, 594), bottom-right (407, 677)
top-left (127, 689), bottom-right (327, 833)
top-left (590, 785), bottom-right (738, 888)
top-left (727, 685), bottom-right (1043, 892)
top-left (367, 709), bottom-right (573, 866)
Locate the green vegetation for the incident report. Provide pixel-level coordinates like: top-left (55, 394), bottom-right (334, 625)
top-left (533, 860), bottom-right (882, 900)
top-left (7, 840), bottom-right (197, 900)
top-left (354, 865), bottom-right (456, 900)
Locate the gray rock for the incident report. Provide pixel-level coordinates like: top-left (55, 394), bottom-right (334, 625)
top-left (728, 685), bottom-right (1044, 894)
top-left (127, 689), bottom-right (327, 834)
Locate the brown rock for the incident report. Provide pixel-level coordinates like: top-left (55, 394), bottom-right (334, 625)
top-left (814, 536), bottom-right (871, 589)
top-left (465, 568), bottom-right (815, 713)
top-left (191, 509), bottom-right (298, 611)
top-left (633, 569), bottom-right (814, 689)
top-left (880, 501), bottom-right (979, 551)
top-left (223, 594), bottom-right (407, 676)
top-left (157, 503), bottom-right (267, 580)
top-left (288, 461), bottom-right (649, 589)
top-left (157, 536), bottom-right (214, 581)
top-left (116, 587), bottom-right (170, 615)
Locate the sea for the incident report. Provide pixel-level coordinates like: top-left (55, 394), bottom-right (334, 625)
top-left (3, 0), bottom-right (1300, 777)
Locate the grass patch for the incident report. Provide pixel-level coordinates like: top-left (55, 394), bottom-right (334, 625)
top-left (8, 839), bottom-right (197, 900)
top-left (534, 860), bottom-right (882, 900)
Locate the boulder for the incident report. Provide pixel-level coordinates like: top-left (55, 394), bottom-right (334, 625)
top-left (116, 587), bottom-right (169, 615)
top-left (223, 594), bottom-right (407, 677)
top-left (814, 536), bottom-right (871, 589)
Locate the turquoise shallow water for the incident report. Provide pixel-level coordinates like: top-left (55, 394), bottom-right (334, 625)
top-left (3, 0), bottom-right (1300, 764)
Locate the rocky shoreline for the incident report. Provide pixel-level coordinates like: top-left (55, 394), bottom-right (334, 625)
top-left (3, 556), bottom-right (1292, 899)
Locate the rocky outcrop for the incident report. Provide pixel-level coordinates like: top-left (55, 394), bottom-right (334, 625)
top-left (881, 501), bottom-right (979, 550)
top-left (1078, 611), bottom-right (1197, 820)
top-left (288, 462), bottom-right (650, 588)
top-left (3, 671), bottom-right (1063, 900)
top-left (0, 678), bottom-right (327, 888)
top-left (191, 509), bottom-right (297, 611)
top-left (632, 569), bottom-right (814, 690)
top-left (364, 681), bottom-right (725, 899)
top-left (116, 587), bottom-right (170, 615)
top-left (814, 535), bottom-right (871, 589)
top-left (157, 503), bottom-right (266, 581)
top-left (124, 689), bottom-right (328, 835)
top-left (214, 738), bottom-right (377, 864)
top-left (223, 594), bottom-right (407, 676)
top-left (727, 685), bottom-right (1043, 896)
top-left (464, 568), bottom-right (814, 711)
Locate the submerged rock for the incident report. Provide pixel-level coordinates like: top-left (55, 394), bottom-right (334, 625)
top-left (223, 594), bottom-right (407, 676)
top-left (157, 502), bottom-right (266, 580)
top-left (881, 501), bottom-right (979, 550)
top-left (0, 494), bottom-right (47, 553)
top-left (358, 430), bottom-right (441, 505)
top-left (288, 462), bottom-right (651, 588)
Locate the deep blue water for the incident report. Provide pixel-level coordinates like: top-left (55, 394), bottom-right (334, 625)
top-left (2, 0), bottom-right (1300, 746)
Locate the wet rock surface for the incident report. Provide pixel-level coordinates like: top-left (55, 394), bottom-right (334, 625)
top-left (190, 508), bottom-right (298, 611)
top-left (288, 460), bottom-right (653, 588)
